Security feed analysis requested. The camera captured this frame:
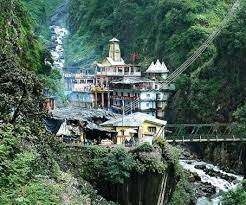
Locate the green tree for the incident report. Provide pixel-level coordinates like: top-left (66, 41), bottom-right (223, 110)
top-left (222, 182), bottom-right (246, 205)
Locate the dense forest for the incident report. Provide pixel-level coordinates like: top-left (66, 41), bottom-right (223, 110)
top-left (68, 0), bottom-right (246, 125)
top-left (0, 0), bottom-right (245, 204)
top-left (0, 0), bottom-right (115, 204)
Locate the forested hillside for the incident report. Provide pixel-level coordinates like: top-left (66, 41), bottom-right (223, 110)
top-left (68, 0), bottom-right (246, 124)
top-left (1, 0), bottom-right (245, 204)
top-left (0, 1), bottom-right (115, 204)
top-left (22, 0), bottom-right (64, 41)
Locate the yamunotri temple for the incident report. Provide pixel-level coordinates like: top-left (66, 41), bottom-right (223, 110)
top-left (64, 38), bottom-right (175, 119)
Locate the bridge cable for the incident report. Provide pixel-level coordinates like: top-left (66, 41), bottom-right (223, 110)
top-left (121, 0), bottom-right (241, 114)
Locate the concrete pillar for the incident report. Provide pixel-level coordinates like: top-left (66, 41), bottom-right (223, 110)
top-left (101, 92), bottom-right (105, 108)
top-left (95, 93), bottom-right (98, 107)
top-left (108, 92), bottom-right (110, 111)
top-left (131, 101), bottom-right (133, 114)
top-left (129, 66), bottom-right (131, 75)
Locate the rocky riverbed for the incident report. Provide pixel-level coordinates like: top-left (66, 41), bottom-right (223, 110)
top-left (180, 160), bottom-right (243, 205)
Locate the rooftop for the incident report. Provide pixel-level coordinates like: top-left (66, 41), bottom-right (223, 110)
top-left (106, 57), bottom-right (125, 65)
top-left (109, 37), bottom-right (120, 42)
top-left (112, 77), bottom-right (153, 84)
top-left (146, 60), bottom-right (169, 74)
top-left (51, 107), bottom-right (120, 131)
top-left (101, 112), bottom-right (167, 127)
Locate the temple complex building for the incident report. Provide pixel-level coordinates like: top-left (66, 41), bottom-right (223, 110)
top-left (94, 38), bottom-right (141, 108)
top-left (63, 37), bottom-right (174, 119)
top-left (110, 60), bottom-right (174, 118)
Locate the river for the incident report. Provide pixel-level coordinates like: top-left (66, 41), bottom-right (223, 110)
top-left (50, 25), bottom-right (68, 72)
top-left (180, 160), bottom-right (243, 205)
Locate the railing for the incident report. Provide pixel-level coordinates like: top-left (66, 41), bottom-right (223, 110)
top-left (97, 71), bottom-right (141, 76)
top-left (90, 85), bottom-right (111, 92)
top-left (164, 124), bottom-right (245, 143)
top-left (73, 85), bottom-right (93, 92)
top-left (111, 95), bottom-right (139, 100)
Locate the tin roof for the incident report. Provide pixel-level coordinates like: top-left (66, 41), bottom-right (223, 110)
top-left (101, 112), bottom-right (167, 127)
top-left (112, 77), bottom-right (153, 84)
top-left (109, 37), bottom-right (120, 42)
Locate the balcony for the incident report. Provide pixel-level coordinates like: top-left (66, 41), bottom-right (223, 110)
top-left (97, 71), bottom-right (141, 77)
top-left (111, 95), bottom-right (139, 100)
top-left (73, 84), bottom-right (92, 92)
top-left (90, 85), bottom-right (111, 92)
top-left (132, 85), bottom-right (155, 90)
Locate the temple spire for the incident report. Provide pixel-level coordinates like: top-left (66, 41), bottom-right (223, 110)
top-left (109, 37), bottom-right (121, 62)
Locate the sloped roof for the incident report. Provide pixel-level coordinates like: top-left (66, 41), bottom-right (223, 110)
top-left (51, 107), bottom-right (119, 132)
top-left (101, 112), bottom-right (167, 127)
top-left (56, 121), bottom-right (81, 136)
top-left (112, 77), bottom-right (153, 84)
top-left (146, 60), bottom-right (169, 73)
top-left (106, 57), bottom-right (125, 65)
top-left (109, 37), bottom-right (120, 42)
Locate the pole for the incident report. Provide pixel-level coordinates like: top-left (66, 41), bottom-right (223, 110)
top-left (122, 99), bottom-right (125, 126)
top-left (122, 99), bottom-right (125, 144)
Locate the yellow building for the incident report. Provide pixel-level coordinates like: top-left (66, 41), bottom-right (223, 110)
top-left (101, 112), bottom-right (167, 145)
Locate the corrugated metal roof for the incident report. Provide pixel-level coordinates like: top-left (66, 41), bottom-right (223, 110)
top-left (112, 77), bottom-right (152, 84)
top-left (101, 112), bottom-right (167, 127)
top-left (109, 37), bottom-right (120, 42)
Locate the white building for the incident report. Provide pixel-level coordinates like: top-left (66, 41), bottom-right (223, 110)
top-left (109, 59), bottom-right (174, 118)
top-left (146, 59), bottom-right (169, 80)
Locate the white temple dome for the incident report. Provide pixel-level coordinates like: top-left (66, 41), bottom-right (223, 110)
top-left (146, 60), bottom-right (169, 73)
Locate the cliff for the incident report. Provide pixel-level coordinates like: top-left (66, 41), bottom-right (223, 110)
top-left (54, 139), bottom-right (195, 205)
top-left (184, 142), bottom-right (246, 177)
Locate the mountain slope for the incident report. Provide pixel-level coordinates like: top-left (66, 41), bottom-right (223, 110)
top-left (67, 0), bottom-right (246, 123)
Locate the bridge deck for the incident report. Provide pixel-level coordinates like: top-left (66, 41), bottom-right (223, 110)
top-left (166, 138), bottom-right (246, 143)
top-left (163, 124), bottom-right (245, 143)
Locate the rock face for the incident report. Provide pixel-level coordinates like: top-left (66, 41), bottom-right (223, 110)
top-left (56, 143), bottom-right (180, 205)
top-left (100, 169), bottom-right (176, 205)
top-left (189, 172), bottom-right (201, 182)
top-left (184, 142), bottom-right (246, 175)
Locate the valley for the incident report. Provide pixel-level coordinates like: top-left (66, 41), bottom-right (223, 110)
top-left (0, 0), bottom-right (245, 205)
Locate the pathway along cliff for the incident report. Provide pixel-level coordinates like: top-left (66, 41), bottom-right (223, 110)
top-left (47, 1), bottom-right (244, 205)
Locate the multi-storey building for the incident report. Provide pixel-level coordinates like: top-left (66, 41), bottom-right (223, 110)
top-left (63, 37), bottom-right (174, 118)
top-left (64, 71), bottom-right (97, 108)
top-left (110, 59), bottom-right (173, 118)
top-left (95, 38), bottom-right (141, 108)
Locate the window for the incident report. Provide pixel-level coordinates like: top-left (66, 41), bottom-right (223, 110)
top-left (148, 127), bottom-right (157, 134)
top-left (121, 92), bottom-right (124, 96)
top-left (146, 94), bottom-right (150, 97)
top-left (128, 93), bottom-right (130, 97)
top-left (146, 103), bottom-right (150, 107)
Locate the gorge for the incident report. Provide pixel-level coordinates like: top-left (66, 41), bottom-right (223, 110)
top-left (0, 0), bottom-right (245, 205)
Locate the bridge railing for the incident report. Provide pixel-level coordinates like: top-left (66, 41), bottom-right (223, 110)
top-left (164, 124), bottom-right (245, 142)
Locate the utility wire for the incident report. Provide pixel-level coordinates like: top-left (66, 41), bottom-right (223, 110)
top-left (121, 0), bottom-right (241, 114)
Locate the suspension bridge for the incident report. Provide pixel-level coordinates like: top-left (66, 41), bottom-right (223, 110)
top-left (119, 0), bottom-right (243, 144)
top-left (122, 0), bottom-right (241, 115)
top-left (158, 124), bottom-right (246, 143)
